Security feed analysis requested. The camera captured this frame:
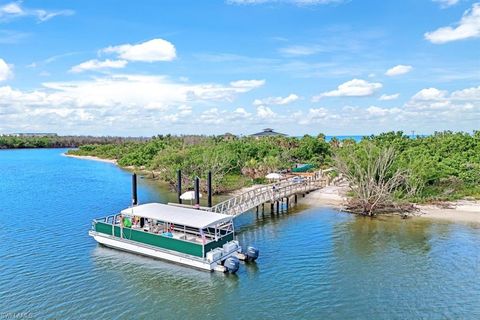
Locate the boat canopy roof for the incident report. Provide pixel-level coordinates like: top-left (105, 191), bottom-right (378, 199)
top-left (120, 203), bottom-right (233, 229)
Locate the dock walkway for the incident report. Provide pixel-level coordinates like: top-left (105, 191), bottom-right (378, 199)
top-left (208, 176), bottom-right (328, 216)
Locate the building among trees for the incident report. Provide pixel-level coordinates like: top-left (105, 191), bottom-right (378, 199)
top-left (249, 128), bottom-right (287, 138)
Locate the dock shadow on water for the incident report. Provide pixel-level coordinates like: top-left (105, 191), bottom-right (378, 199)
top-left (1, 149), bottom-right (480, 319)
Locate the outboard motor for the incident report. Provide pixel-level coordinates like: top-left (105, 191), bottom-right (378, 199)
top-left (224, 256), bottom-right (240, 273)
top-left (245, 246), bottom-right (259, 262)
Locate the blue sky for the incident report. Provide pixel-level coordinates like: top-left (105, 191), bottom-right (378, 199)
top-left (0, 0), bottom-right (479, 136)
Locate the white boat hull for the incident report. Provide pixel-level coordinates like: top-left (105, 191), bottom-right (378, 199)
top-left (89, 231), bottom-right (238, 272)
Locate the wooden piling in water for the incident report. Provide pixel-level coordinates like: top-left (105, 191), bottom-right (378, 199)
top-left (177, 170), bottom-right (182, 204)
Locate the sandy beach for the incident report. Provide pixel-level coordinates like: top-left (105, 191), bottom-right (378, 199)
top-left (301, 184), bottom-right (349, 208)
top-left (302, 184), bottom-right (480, 224)
top-left (417, 200), bottom-right (480, 224)
top-left (63, 153), bottom-right (118, 165)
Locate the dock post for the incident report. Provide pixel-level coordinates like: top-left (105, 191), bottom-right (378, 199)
top-left (270, 203), bottom-right (274, 214)
top-left (286, 197), bottom-right (289, 210)
top-left (276, 201), bottom-right (280, 213)
top-left (177, 170), bottom-right (182, 204)
top-left (132, 173), bottom-right (138, 206)
top-left (207, 171), bottom-right (212, 207)
top-left (194, 176), bottom-right (200, 208)
top-left (294, 194), bottom-right (298, 204)
top-left (262, 203), bottom-right (265, 213)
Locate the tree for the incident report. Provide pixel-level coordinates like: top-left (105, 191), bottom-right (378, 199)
top-left (334, 143), bottom-right (409, 216)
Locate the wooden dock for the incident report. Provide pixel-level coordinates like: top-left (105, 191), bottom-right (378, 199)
top-left (208, 177), bottom-right (328, 216)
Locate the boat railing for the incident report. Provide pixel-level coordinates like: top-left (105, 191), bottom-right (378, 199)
top-left (92, 213), bottom-right (233, 245)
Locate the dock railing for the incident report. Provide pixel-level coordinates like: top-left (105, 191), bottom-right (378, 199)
top-left (208, 176), bottom-right (328, 216)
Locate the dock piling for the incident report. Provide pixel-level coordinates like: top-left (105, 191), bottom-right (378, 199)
top-left (177, 170), bottom-right (182, 204)
top-left (194, 177), bottom-right (200, 208)
top-left (207, 171), bottom-right (213, 207)
top-left (132, 173), bottom-right (138, 206)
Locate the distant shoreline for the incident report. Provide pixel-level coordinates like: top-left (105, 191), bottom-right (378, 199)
top-left (63, 153), bottom-right (118, 164)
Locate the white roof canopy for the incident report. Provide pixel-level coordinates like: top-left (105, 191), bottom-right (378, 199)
top-left (120, 203), bottom-right (232, 229)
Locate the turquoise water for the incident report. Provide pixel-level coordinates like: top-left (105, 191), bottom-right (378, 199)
top-left (1, 149), bottom-right (480, 319)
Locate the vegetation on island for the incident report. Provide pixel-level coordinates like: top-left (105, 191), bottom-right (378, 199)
top-left (68, 134), bottom-right (331, 193)
top-left (334, 131), bottom-right (480, 215)
top-left (4, 131), bottom-right (478, 214)
top-left (0, 135), bottom-right (147, 149)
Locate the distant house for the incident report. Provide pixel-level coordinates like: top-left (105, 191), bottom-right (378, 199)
top-left (250, 128), bottom-right (287, 138)
top-left (221, 132), bottom-right (237, 140)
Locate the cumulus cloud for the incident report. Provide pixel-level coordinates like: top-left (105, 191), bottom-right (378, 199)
top-left (0, 1), bottom-right (73, 22)
top-left (70, 59), bottom-right (128, 73)
top-left (0, 58), bottom-right (12, 81)
top-left (385, 65), bottom-right (413, 76)
top-left (433, 0), bottom-right (460, 8)
top-left (253, 93), bottom-right (299, 106)
top-left (312, 79), bottom-right (382, 101)
top-left (411, 87), bottom-right (448, 100)
top-left (425, 3), bottom-right (480, 43)
top-left (256, 105), bottom-right (277, 118)
top-left (0, 74), bottom-right (266, 135)
top-left (379, 93), bottom-right (400, 101)
top-left (103, 38), bottom-right (176, 62)
top-left (296, 107), bottom-right (332, 124)
top-left (406, 86), bottom-right (480, 112)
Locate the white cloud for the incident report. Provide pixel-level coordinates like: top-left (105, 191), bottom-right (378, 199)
top-left (0, 58), bottom-right (12, 81)
top-left (366, 106), bottom-right (402, 117)
top-left (425, 3), bottom-right (480, 43)
top-left (103, 39), bottom-right (176, 62)
top-left (433, 0), bottom-right (460, 8)
top-left (385, 65), bottom-right (413, 76)
top-left (0, 75), bottom-right (264, 130)
top-left (406, 86), bottom-right (480, 112)
top-left (411, 88), bottom-right (447, 100)
top-left (279, 45), bottom-right (321, 56)
top-left (0, 1), bottom-right (73, 22)
top-left (253, 93), bottom-right (299, 106)
top-left (196, 107), bottom-right (253, 125)
top-left (379, 93), bottom-right (400, 101)
top-left (450, 86), bottom-right (480, 100)
top-left (230, 79), bottom-right (266, 91)
top-left (1, 2), bottom-right (22, 14)
top-left (256, 105), bottom-right (277, 119)
top-left (70, 59), bottom-right (128, 73)
top-left (2, 82), bottom-right (479, 135)
top-left (312, 79), bottom-right (382, 100)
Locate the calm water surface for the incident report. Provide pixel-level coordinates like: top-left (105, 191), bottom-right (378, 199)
top-left (1, 149), bottom-right (479, 319)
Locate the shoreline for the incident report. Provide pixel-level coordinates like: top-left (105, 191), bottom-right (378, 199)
top-left (64, 153), bottom-right (479, 225)
top-left (63, 153), bottom-right (118, 164)
top-left (416, 201), bottom-right (480, 224)
top-left (303, 186), bottom-right (480, 224)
